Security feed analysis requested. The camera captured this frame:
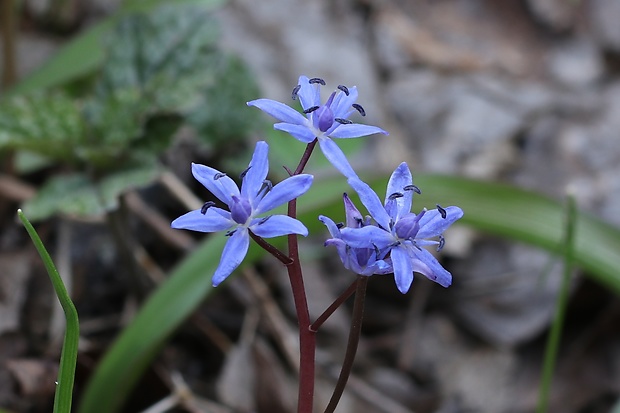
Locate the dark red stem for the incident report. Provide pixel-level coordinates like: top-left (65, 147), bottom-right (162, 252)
top-left (287, 139), bottom-right (318, 413)
top-left (310, 279), bottom-right (358, 332)
top-left (249, 231), bottom-right (292, 266)
top-left (323, 276), bottom-right (368, 413)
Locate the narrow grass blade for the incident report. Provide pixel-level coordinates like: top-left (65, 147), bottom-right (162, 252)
top-left (536, 194), bottom-right (577, 413)
top-left (17, 209), bottom-right (79, 413)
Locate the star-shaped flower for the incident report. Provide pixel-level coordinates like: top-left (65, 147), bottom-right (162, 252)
top-left (171, 141), bottom-right (313, 286)
top-left (339, 163), bottom-right (464, 293)
top-left (319, 193), bottom-right (393, 276)
top-left (247, 75), bottom-right (388, 178)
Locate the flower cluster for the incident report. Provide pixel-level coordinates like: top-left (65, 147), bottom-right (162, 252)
top-left (321, 164), bottom-right (463, 293)
top-left (172, 75), bottom-right (463, 293)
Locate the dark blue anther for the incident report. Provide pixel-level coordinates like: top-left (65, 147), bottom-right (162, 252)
top-left (335, 118), bottom-right (353, 124)
top-left (404, 184), bottom-right (421, 194)
top-left (437, 235), bottom-right (445, 252)
top-left (309, 77), bottom-right (326, 85)
top-left (214, 172), bottom-right (227, 180)
top-left (337, 85), bottom-right (350, 96)
top-left (291, 84), bottom-right (301, 100)
top-left (303, 106), bottom-right (320, 114)
top-left (201, 201), bottom-right (216, 215)
top-left (352, 103), bottom-right (366, 116)
top-left (436, 204), bottom-right (447, 219)
top-left (240, 166), bottom-right (252, 179)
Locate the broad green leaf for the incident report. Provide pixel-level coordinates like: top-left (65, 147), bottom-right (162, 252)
top-left (0, 93), bottom-right (84, 163)
top-left (22, 174), bottom-right (102, 222)
top-left (78, 174), bottom-right (620, 413)
top-left (96, 5), bottom-right (219, 111)
top-left (22, 163), bottom-right (161, 221)
top-left (7, 0), bottom-right (226, 95)
top-left (188, 56), bottom-right (262, 147)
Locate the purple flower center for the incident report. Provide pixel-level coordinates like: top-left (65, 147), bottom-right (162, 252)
top-left (394, 210), bottom-right (426, 240)
top-left (230, 195), bottom-right (252, 224)
top-left (315, 105), bottom-right (334, 132)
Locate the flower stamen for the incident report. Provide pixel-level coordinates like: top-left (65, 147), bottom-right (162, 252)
top-left (436, 204), bottom-right (447, 219)
top-left (309, 77), bottom-right (326, 85)
top-left (200, 201), bottom-right (216, 215)
top-left (352, 103), bottom-right (366, 116)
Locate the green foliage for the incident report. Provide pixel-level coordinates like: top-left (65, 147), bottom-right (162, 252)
top-left (79, 174), bottom-right (620, 413)
top-left (2, 3), bottom-right (259, 221)
top-left (0, 93), bottom-right (84, 164)
top-left (188, 56), bottom-right (263, 146)
top-left (7, 0), bottom-right (225, 95)
top-left (21, 162), bottom-right (160, 221)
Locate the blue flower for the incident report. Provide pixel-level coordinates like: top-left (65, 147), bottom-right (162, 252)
top-left (247, 75), bottom-right (388, 179)
top-left (171, 141), bottom-right (313, 286)
top-left (319, 193), bottom-right (393, 276)
top-left (339, 163), bottom-right (464, 293)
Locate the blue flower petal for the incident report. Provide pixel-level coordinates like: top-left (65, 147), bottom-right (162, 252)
top-left (242, 141), bottom-right (270, 205)
top-left (385, 162), bottom-right (413, 221)
top-left (296, 75), bottom-right (321, 111)
top-left (329, 124), bottom-right (388, 139)
top-left (171, 209), bottom-right (233, 233)
top-left (319, 215), bottom-right (341, 238)
top-left (192, 163), bottom-right (240, 206)
top-left (409, 246), bottom-right (452, 287)
top-left (391, 246), bottom-right (414, 293)
top-left (318, 138), bottom-right (358, 179)
top-left (212, 229), bottom-right (250, 287)
top-left (347, 178), bottom-right (392, 230)
top-left (250, 215), bottom-right (308, 237)
top-left (274, 123), bottom-right (316, 143)
top-left (247, 98), bottom-right (307, 125)
top-left (255, 174), bottom-right (313, 215)
top-left (340, 225), bottom-right (393, 249)
top-left (324, 238), bottom-right (353, 270)
top-left (416, 206), bottom-right (464, 239)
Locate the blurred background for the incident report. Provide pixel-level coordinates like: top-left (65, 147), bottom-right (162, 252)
top-left (1, 0), bottom-right (620, 412)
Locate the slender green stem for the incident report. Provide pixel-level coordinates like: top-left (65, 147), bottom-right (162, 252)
top-left (310, 279), bottom-right (357, 332)
top-left (324, 275), bottom-right (368, 413)
top-left (18, 210), bottom-right (79, 413)
top-left (536, 194), bottom-right (577, 413)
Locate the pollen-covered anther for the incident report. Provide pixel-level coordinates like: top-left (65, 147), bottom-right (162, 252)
top-left (352, 103), bottom-right (366, 116)
top-left (291, 84), bottom-right (301, 100)
top-left (337, 85), bottom-right (350, 96)
top-left (335, 118), bottom-right (353, 124)
top-left (437, 235), bottom-right (445, 252)
top-left (436, 204), bottom-right (447, 219)
top-left (404, 184), bottom-right (421, 194)
top-left (240, 166), bottom-right (252, 179)
top-left (303, 106), bottom-right (320, 114)
top-left (214, 172), bottom-right (227, 180)
top-left (309, 77), bottom-right (326, 85)
top-left (200, 201), bottom-right (216, 215)
top-left (388, 192), bottom-right (404, 200)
